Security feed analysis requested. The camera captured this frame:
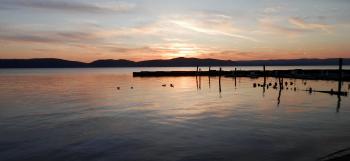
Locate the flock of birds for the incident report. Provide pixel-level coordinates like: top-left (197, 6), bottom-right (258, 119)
top-left (116, 83), bottom-right (174, 90)
top-left (116, 79), bottom-right (350, 93)
top-left (253, 81), bottom-right (298, 91)
top-left (253, 81), bottom-right (350, 94)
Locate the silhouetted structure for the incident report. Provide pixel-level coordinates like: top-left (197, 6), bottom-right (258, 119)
top-left (134, 69), bottom-right (350, 81)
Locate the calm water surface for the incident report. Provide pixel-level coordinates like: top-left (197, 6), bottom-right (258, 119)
top-left (0, 67), bottom-right (350, 161)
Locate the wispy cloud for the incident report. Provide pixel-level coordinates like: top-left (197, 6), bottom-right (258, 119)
top-left (0, 28), bottom-right (100, 44)
top-left (167, 14), bottom-right (258, 42)
top-left (256, 16), bottom-right (333, 36)
top-left (170, 20), bottom-right (258, 42)
top-left (263, 6), bottom-right (283, 14)
top-left (198, 49), bottom-right (316, 60)
top-left (0, 0), bottom-right (135, 13)
top-left (288, 17), bottom-right (332, 33)
top-left (257, 17), bottom-right (305, 36)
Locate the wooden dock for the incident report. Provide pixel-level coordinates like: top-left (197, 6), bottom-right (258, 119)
top-left (133, 59), bottom-right (349, 98)
top-left (133, 69), bottom-right (350, 81)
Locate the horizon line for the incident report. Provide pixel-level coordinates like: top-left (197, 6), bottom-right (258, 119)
top-left (1, 56), bottom-right (349, 63)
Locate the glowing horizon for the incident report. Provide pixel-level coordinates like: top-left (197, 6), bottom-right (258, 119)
top-left (0, 0), bottom-right (350, 62)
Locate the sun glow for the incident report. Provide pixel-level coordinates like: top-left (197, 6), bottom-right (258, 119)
top-left (155, 43), bottom-right (203, 59)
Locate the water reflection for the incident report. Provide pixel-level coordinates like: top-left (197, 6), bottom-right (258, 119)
top-left (0, 69), bottom-right (350, 161)
top-left (208, 75), bottom-right (211, 88)
top-left (247, 76), bottom-right (349, 112)
top-left (234, 77), bottom-right (237, 88)
top-left (337, 95), bottom-right (341, 113)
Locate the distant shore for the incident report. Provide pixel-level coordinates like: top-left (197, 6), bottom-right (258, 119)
top-left (1, 57), bottom-right (350, 68)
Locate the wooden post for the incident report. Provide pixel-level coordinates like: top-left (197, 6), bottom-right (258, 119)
top-left (208, 67), bottom-right (211, 88)
top-left (199, 68), bottom-right (202, 89)
top-left (337, 96), bottom-right (341, 113)
top-left (263, 65), bottom-right (266, 76)
top-left (338, 58), bottom-right (343, 94)
top-left (277, 85), bottom-right (282, 105)
top-left (235, 68), bottom-right (237, 77)
top-left (208, 75), bottom-right (211, 88)
top-left (196, 65), bottom-right (199, 90)
top-left (278, 77), bottom-right (283, 89)
top-left (234, 77), bottom-right (237, 88)
top-left (337, 58), bottom-right (343, 112)
top-left (219, 67), bottom-right (222, 93)
top-left (196, 74), bottom-right (198, 90)
top-left (234, 67), bottom-right (237, 87)
top-left (263, 65), bottom-right (266, 95)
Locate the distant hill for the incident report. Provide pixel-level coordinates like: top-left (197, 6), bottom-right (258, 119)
top-left (138, 57), bottom-right (234, 67)
top-left (0, 57), bottom-right (349, 68)
top-left (0, 58), bottom-right (86, 68)
top-left (90, 59), bottom-right (136, 67)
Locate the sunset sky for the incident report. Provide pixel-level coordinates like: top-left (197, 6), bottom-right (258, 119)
top-left (0, 0), bottom-right (349, 62)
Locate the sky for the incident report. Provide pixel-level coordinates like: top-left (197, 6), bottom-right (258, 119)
top-left (0, 0), bottom-right (350, 62)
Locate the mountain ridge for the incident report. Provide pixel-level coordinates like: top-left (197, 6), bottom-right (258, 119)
top-left (0, 57), bottom-right (349, 68)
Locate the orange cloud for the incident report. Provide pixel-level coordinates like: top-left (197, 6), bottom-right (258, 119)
top-left (169, 14), bottom-right (258, 42)
top-left (288, 17), bottom-right (332, 33)
top-left (256, 17), bottom-right (305, 36)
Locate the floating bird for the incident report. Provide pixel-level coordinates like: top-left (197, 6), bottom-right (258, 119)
top-left (309, 87), bottom-right (313, 93)
top-left (117, 87), bottom-right (120, 90)
top-left (253, 83), bottom-right (257, 88)
top-left (294, 87), bottom-right (296, 91)
top-left (170, 84), bottom-right (174, 87)
top-left (290, 82), bottom-right (294, 85)
top-left (130, 87), bottom-right (134, 89)
top-left (162, 84), bottom-right (166, 87)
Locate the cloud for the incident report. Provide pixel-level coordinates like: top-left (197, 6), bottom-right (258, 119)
top-left (106, 46), bottom-right (174, 54)
top-left (263, 6), bottom-right (283, 14)
top-left (288, 17), bottom-right (332, 33)
top-left (197, 49), bottom-right (312, 60)
top-left (98, 45), bottom-right (180, 60)
top-left (84, 13), bottom-right (259, 42)
top-left (167, 14), bottom-right (258, 42)
top-left (0, 0), bottom-right (135, 13)
top-left (257, 17), bottom-right (305, 36)
top-left (170, 20), bottom-right (258, 42)
top-left (198, 50), bottom-right (273, 60)
top-left (0, 28), bottom-right (100, 44)
top-left (255, 16), bottom-right (333, 36)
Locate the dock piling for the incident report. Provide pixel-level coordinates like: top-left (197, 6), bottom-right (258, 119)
top-left (219, 67), bottom-right (222, 93)
top-left (199, 68), bottom-right (202, 89)
top-left (338, 58), bottom-right (343, 95)
top-left (263, 65), bottom-right (266, 95)
top-left (196, 66), bottom-right (199, 75)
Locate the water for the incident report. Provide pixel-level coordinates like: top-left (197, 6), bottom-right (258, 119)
top-left (0, 67), bottom-right (350, 161)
